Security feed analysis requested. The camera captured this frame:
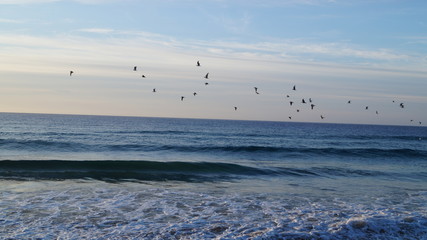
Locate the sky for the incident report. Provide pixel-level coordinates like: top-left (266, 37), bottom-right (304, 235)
top-left (0, 0), bottom-right (426, 126)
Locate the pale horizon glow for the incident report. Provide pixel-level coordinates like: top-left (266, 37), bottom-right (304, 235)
top-left (0, 0), bottom-right (426, 126)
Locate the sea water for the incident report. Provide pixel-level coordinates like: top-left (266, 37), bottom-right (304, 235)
top-left (0, 112), bottom-right (426, 239)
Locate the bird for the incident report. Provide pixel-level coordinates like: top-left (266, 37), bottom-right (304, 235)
top-left (293, 85), bottom-right (296, 91)
top-left (205, 82), bottom-right (209, 86)
top-left (302, 99), bottom-right (306, 104)
top-left (296, 109), bottom-right (300, 112)
top-left (205, 73), bottom-right (209, 79)
top-left (197, 61), bottom-right (201, 67)
top-left (309, 98), bottom-right (312, 103)
top-left (254, 87), bottom-right (259, 94)
top-left (181, 96), bottom-right (185, 101)
top-left (193, 92), bottom-right (197, 96)
top-left (289, 101), bottom-right (294, 106)
top-left (69, 71), bottom-right (73, 76)
top-left (400, 103), bottom-right (404, 108)
top-left (153, 88), bottom-right (156, 93)
top-left (142, 75), bottom-right (146, 78)
top-left (288, 116), bottom-right (292, 120)
top-left (234, 107), bottom-right (238, 111)
top-left (133, 66), bottom-right (137, 71)
top-left (286, 95), bottom-right (290, 98)
top-left (310, 104), bottom-right (315, 110)
top-left (348, 100), bottom-right (351, 104)
top-left (321, 115), bottom-right (325, 119)
top-left (376, 111), bottom-right (379, 115)
top-left (365, 106), bottom-right (369, 110)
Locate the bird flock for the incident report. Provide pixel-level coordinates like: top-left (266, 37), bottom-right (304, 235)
top-left (69, 61), bottom-right (423, 126)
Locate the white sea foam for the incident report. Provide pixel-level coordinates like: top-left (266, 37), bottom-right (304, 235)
top-left (1, 180), bottom-right (426, 239)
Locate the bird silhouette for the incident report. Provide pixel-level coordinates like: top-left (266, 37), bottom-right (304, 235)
top-left (234, 107), bottom-right (238, 111)
top-left (205, 82), bottom-right (209, 86)
top-left (289, 101), bottom-right (294, 106)
top-left (348, 100), bottom-right (351, 104)
top-left (376, 111), bottom-right (379, 114)
top-left (142, 75), bottom-right (146, 78)
top-left (254, 87), bottom-right (259, 94)
top-left (400, 103), bottom-right (404, 108)
top-left (309, 98), bottom-right (312, 103)
top-left (69, 71), bottom-right (73, 76)
top-left (289, 116), bottom-right (292, 120)
top-left (293, 85), bottom-right (296, 91)
top-left (302, 99), bottom-right (306, 104)
top-left (133, 66), bottom-right (137, 71)
top-left (365, 106), bottom-right (369, 110)
top-left (205, 73), bottom-right (209, 79)
top-left (321, 115), bottom-right (325, 119)
top-left (153, 88), bottom-right (156, 93)
top-left (193, 92), bottom-right (197, 96)
top-left (181, 96), bottom-right (185, 101)
top-left (197, 61), bottom-right (200, 67)
top-left (310, 104), bottom-right (315, 110)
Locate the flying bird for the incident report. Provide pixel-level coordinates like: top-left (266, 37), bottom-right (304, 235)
top-left (181, 96), bottom-right (185, 101)
top-left (234, 107), bottom-right (238, 111)
top-left (348, 100), bottom-right (351, 104)
top-left (321, 115), bottom-right (325, 119)
top-left (289, 101), bottom-right (294, 106)
top-left (142, 75), bottom-right (146, 78)
top-left (400, 103), bottom-right (404, 108)
top-left (309, 98), bottom-right (312, 103)
top-left (205, 82), bottom-right (209, 86)
top-left (205, 73), bottom-right (209, 79)
top-left (254, 87), bottom-right (259, 94)
top-left (310, 104), bottom-right (315, 110)
top-left (193, 92), bottom-right (197, 96)
top-left (302, 99), bottom-right (306, 104)
top-left (197, 61), bottom-right (200, 67)
top-left (365, 106), bottom-right (369, 110)
top-left (133, 66), bottom-right (137, 71)
top-left (293, 85), bottom-right (296, 91)
top-left (69, 71), bottom-right (73, 76)
top-left (288, 116), bottom-right (292, 120)
top-left (153, 88), bottom-right (156, 93)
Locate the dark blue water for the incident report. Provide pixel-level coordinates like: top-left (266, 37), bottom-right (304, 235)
top-left (1, 112), bottom-right (426, 239)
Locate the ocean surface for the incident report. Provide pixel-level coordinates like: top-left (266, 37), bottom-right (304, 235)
top-left (0, 112), bottom-right (426, 239)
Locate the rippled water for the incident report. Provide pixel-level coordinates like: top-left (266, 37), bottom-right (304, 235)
top-left (0, 112), bottom-right (426, 239)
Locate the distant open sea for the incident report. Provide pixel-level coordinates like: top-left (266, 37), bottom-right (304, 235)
top-left (0, 112), bottom-right (426, 239)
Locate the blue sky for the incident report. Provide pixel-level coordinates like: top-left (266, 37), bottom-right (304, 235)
top-left (0, 0), bottom-right (426, 126)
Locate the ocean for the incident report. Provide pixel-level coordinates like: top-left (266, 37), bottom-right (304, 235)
top-left (0, 112), bottom-right (426, 239)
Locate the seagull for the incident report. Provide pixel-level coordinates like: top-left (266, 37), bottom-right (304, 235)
top-left (234, 107), bottom-right (238, 111)
top-left (197, 61), bottom-right (201, 67)
top-left (400, 103), bottom-right (404, 108)
top-left (153, 88), bottom-right (156, 93)
top-left (289, 116), bottom-right (292, 120)
top-left (193, 92), bottom-right (197, 96)
top-left (310, 104), bottom-right (315, 110)
top-left (205, 73), bottom-right (209, 79)
top-left (365, 106), bottom-right (369, 110)
top-left (289, 101), bottom-right (294, 106)
top-left (254, 87), bottom-right (259, 94)
top-left (321, 115), bottom-right (325, 119)
top-left (181, 96), bottom-right (185, 101)
top-left (69, 71), bottom-right (74, 76)
top-left (296, 109), bottom-right (300, 112)
top-left (302, 99), bottom-right (306, 104)
top-left (142, 75), bottom-right (146, 78)
top-left (348, 100), bottom-right (351, 104)
top-left (133, 66), bottom-right (137, 71)
top-left (205, 82), bottom-right (209, 86)
top-left (286, 95), bottom-right (290, 98)
top-left (293, 85), bottom-right (296, 91)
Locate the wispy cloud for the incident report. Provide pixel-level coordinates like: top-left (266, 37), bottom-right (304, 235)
top-left (0, 18), bottom-right (24, 23)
